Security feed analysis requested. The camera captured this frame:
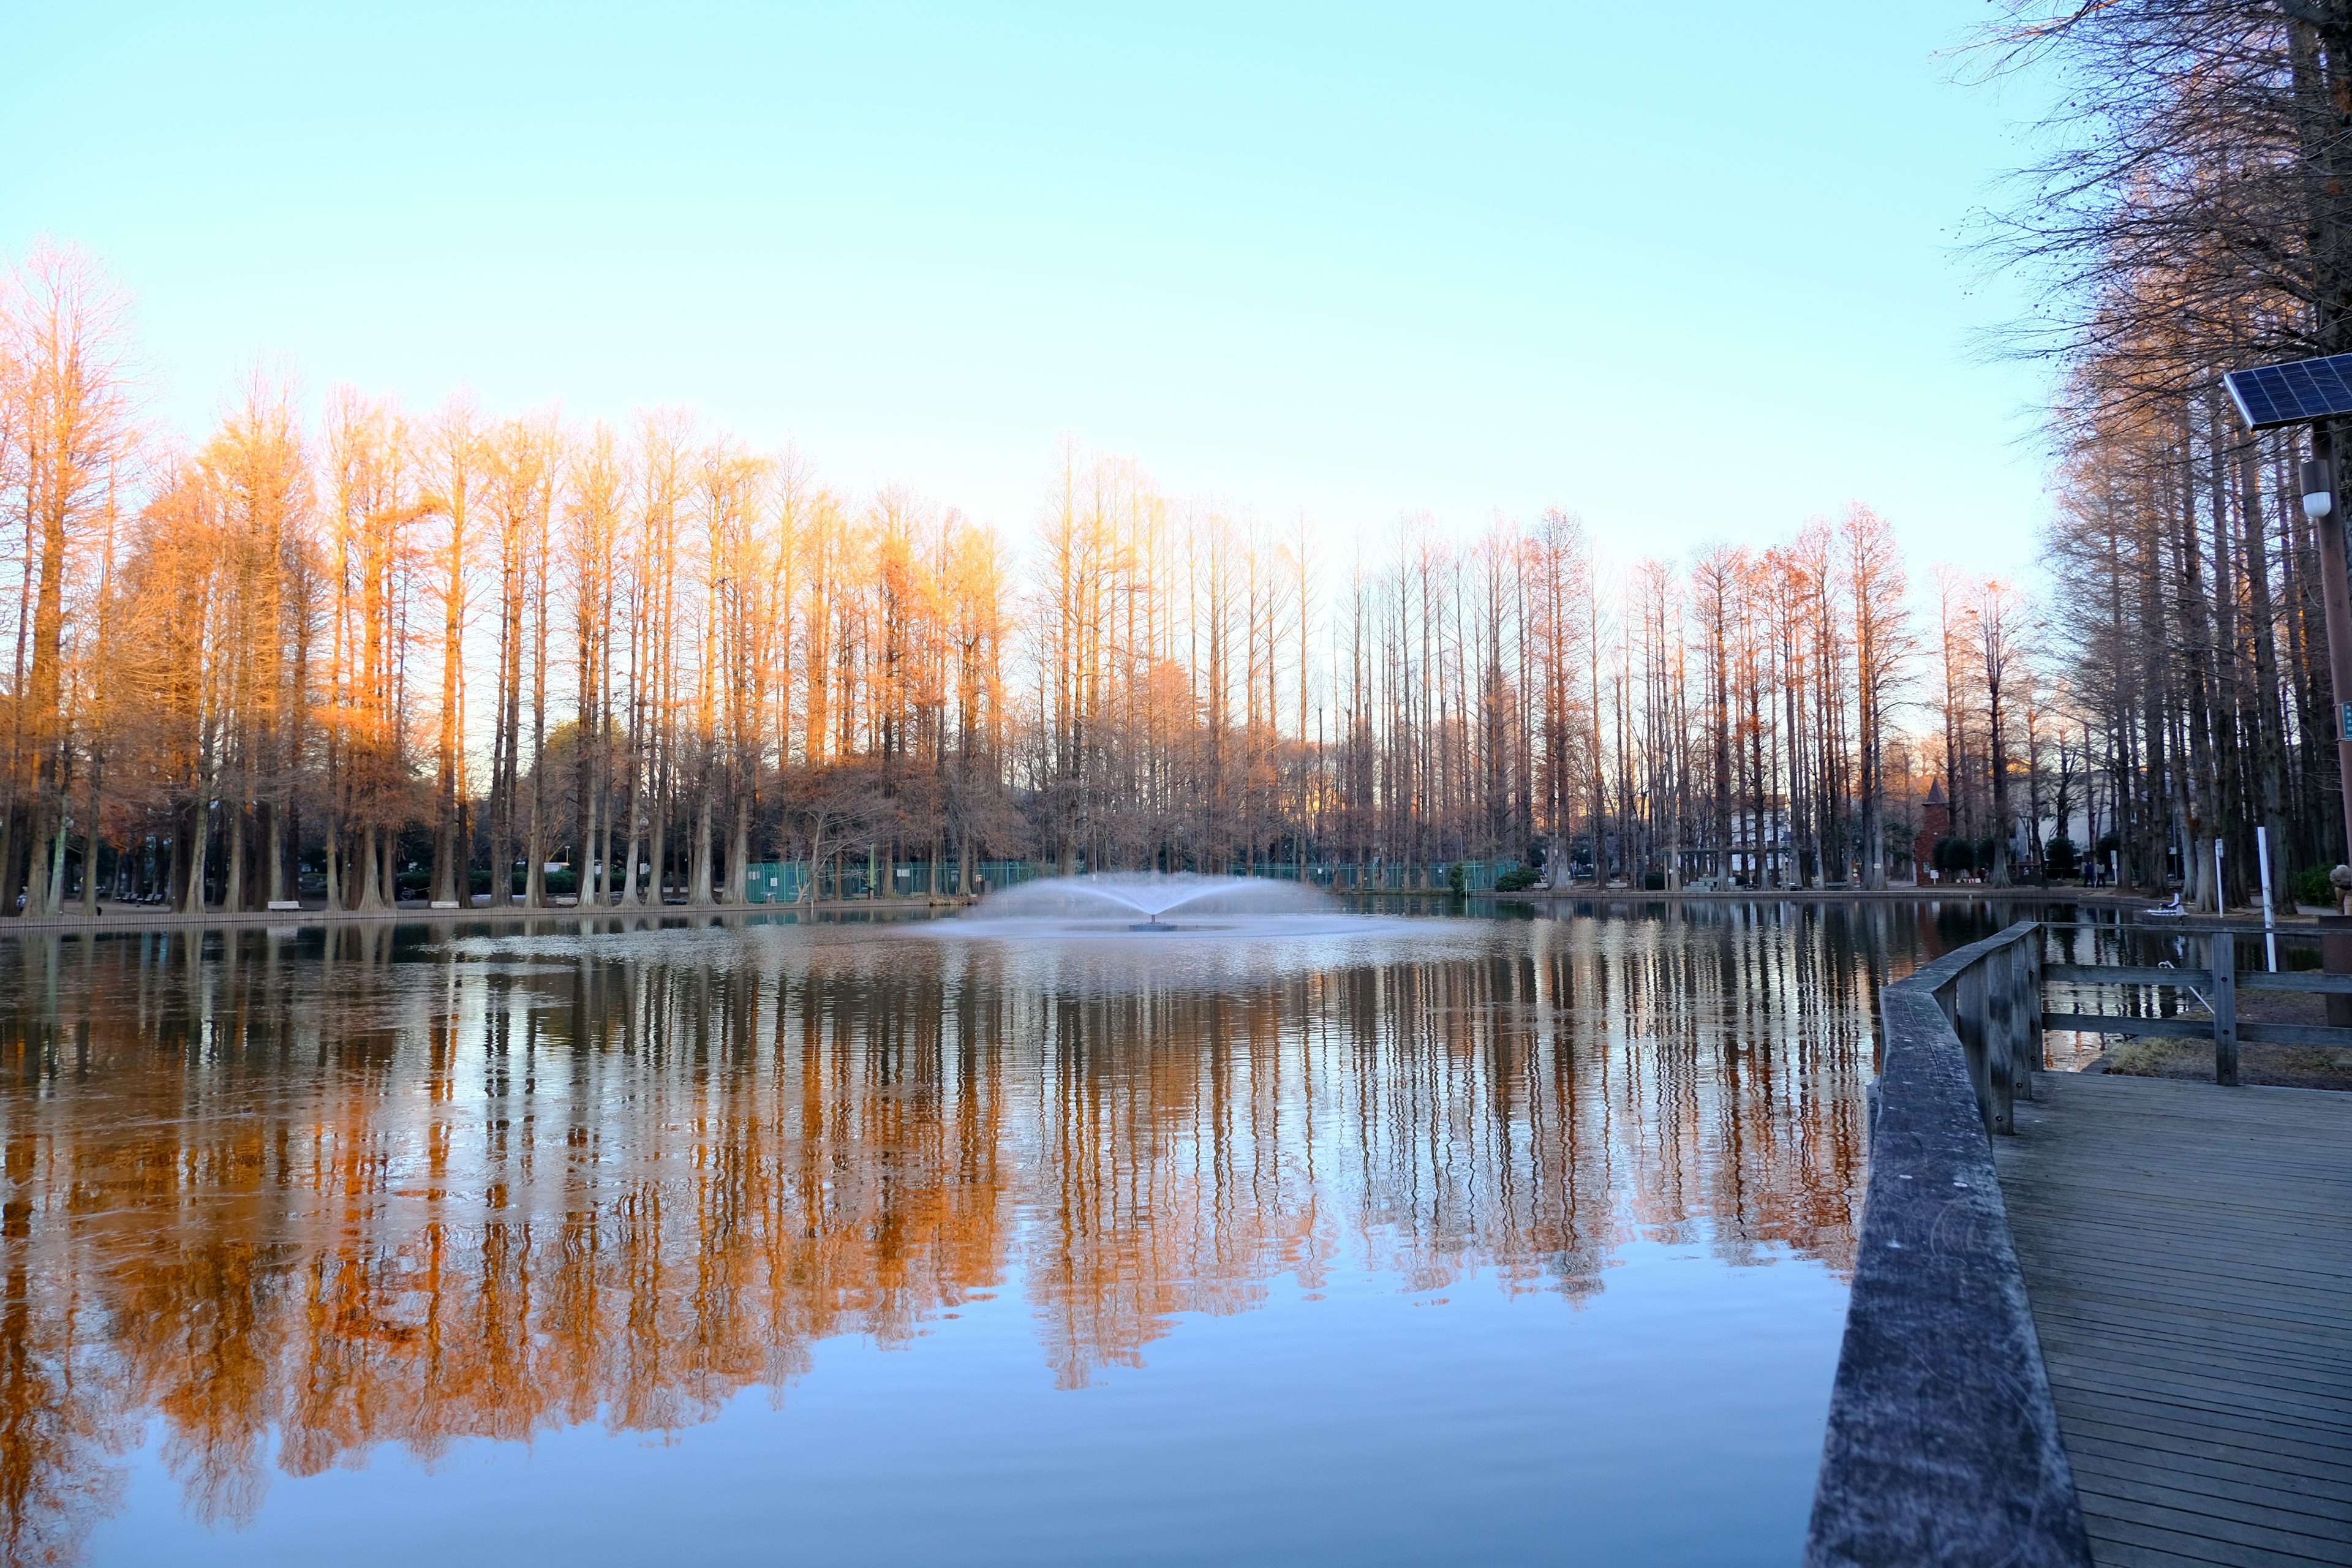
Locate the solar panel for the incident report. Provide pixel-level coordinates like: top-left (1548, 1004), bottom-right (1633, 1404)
top-left (2223, 353), bottom-right (2352, 429)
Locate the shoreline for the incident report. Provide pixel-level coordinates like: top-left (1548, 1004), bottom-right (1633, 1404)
top-left (1496, 885), bottom-right (2159, 906)
top-left (1493, 884), bottom-right (2332, 926)
top-left (0, 883), bottom-right (2310, 938)
top-left (0, 897), bottom-right (978, 935)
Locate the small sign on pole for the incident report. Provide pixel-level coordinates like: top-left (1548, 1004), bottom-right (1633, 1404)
top-left (2257, 826), bottom-right (2278, 973)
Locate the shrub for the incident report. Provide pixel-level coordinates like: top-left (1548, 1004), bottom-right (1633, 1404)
top-left (1495, 865), bottom-right (1541, 892)
top-left (2044, 837), bottom-right (2079, 878)
top-left (2294, 864), bottom-right (2339, 908)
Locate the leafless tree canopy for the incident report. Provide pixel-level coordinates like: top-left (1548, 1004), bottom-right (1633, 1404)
top-left (1970, 1), bottom-right (2352, 905)
top-left (0, 236), bottom-right (1977, 910)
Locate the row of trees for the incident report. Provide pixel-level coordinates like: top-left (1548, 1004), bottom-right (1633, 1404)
top-left (2, 239), bottom-right (2079, 913)
top-left (1986, 1), bottom-right (2352, 907)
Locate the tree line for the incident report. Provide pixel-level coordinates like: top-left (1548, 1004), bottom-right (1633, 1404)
top-left (2, 239), bottom-right (2082, 913)
top-left (1983, 0), bottom-right (2352, 908)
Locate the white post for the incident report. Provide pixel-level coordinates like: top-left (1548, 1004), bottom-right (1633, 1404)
top-left (2214, 839), bottom-right (2226, 918)
top-left (2257, 825), bottom-right (2278, 973)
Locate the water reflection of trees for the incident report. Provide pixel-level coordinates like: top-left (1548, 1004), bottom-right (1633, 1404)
top-left (0, 903), bottom-right (1941, 1563)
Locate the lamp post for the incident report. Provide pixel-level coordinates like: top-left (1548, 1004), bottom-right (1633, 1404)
top-left (2222, 356), bottom-right (2352, 910)
top-left (2299, 450), bottom-right (2352, 909)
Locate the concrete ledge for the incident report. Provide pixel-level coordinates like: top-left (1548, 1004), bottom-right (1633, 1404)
top-left (1805, 925), bottom-right (2092, 1567)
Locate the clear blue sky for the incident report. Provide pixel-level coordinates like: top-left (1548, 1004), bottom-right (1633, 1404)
top-left (2, 2), bottom-right (2057, 577)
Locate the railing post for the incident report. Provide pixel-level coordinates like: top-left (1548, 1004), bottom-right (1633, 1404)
top-left (2321, 913), bottom-right (2352, 1030)
top-left (2009, 938), bottom-right (2037, 1104)
top-left (2028, 935), bottom-right (2044, 1074)
top-left (1985, 948), bottom-right (2015, 1135)
top-left (1954, 962), bottom-right (1992, 1133)
top-left (2211, 930), bottom-right (2238, 1087)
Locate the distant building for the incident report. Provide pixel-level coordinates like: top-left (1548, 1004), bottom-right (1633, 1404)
top-left (1912, 778), bottom-right (1950, 872)
top-left (1727, 807), bottom-right (1792, 883)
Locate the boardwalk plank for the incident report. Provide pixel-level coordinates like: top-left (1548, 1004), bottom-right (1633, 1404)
top-left (2031, 1304), bottom-right (2352, 1361)
top-left (2067, 1450), bottom-right (2352, 1532)
top-left (2085, 1515), bottom-right (2340, 1568)
top-left (2086, 1540), bottom-right (2262, 1568)
top-left (2035, 1355), bottom-right (2352, 1428)
top-left (2063, 1422), bottom-right (2352, 1494)
top-left (2031, 1308), bottom-right (2351, 1372)
top-left (2023, 1277), bottom-right (2352, 1329)
top-left (1999, 1210), bottom-right (2352, 1271)
top-left (2033, 1340), bottom-right (2352, 1411)
top-left (2057, 1397), bottom-right (2352, 1471)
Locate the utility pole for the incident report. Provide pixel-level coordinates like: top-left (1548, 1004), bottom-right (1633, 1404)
top-left (2302, 437), bottom-right (2352, 896)
top-left (2221, 361), bottom-right (2352, 906)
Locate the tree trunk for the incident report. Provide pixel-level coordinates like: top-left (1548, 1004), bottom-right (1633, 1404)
top-left (729, 790), bottom-right (750, 905)
top-left (181, 794), bottom-right (209, 915)
top-left (688, 789), bottom-right (714, 906)
top-left (79, 759), bottom-right (102, 917)
top-left (360, 823), bottom-right (387, 910)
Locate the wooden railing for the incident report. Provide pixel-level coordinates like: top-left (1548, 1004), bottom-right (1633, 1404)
top-left (1812, 914), bottom-right (2352, 1562)
top-left (1807, 921), bottom-right (2092, 1567)
top-left (1942, 919), bottom-right (2044, 1134)
top-left (2041, 922), bottom-right (2352, 1087)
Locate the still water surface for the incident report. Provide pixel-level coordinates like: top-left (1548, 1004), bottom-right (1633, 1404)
top-left (0, 900), bottom-right (1997, 1566)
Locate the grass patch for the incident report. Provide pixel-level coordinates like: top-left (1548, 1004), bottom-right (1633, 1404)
top-left (2084, 1034), bottom-right (2352, 1090)
top-left (2096, 1036), bottom-right (2211, 1077)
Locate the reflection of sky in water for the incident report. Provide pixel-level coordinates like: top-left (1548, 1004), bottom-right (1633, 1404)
top-left (0, 902), bottom-right (1993, 1566)
top-left (435, 908), bottom-right (1490, 997)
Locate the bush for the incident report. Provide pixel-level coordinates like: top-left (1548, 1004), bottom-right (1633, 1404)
top-left (2293, 864), bottom-right (2339, 908)
top-left (1495, 865), bottom-right (1541, 892)
top-left (1446, 862), bottom-right (1466, 894)
top-left (2045, 837), bottom-right (2079, 878)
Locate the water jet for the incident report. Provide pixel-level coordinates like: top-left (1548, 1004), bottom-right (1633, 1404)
top-left (954, 872), bottom-right (1335, 933)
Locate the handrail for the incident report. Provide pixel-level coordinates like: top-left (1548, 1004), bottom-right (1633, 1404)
top-left (1805, 920), bottom-right (2092, 1566)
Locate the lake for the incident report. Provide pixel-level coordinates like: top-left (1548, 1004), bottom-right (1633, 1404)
top-left (0, 899), bottom-right (1999, 1566)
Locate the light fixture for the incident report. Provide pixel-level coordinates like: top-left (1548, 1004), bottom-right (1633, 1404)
top-left (2303, 457), bottom-right (2334, 521)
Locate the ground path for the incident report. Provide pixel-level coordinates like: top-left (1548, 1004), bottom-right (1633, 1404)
top-left (0, 897), bottom-right (971, 935)
top-left (1994, 1072), bottom-right (2352, 1566)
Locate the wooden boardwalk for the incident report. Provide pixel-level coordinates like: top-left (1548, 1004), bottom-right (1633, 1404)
top-left (1994, 1072), bottom-right (2352, 1566)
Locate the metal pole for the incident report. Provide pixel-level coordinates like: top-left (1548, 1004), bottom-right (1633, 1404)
top-left (2214, 838), bottom-right (2225, 918)
top-left (2258, 824), bottom-right (2278, 973)
top-left (2303, 435), bottom-right (2352, 897)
